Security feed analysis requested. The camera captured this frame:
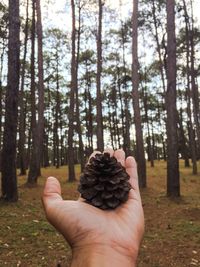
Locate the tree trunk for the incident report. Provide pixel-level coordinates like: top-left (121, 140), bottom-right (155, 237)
top-left (27, 0), bottom-right (36, 183)
top-left (18, 0), bottom-right (29, 176)
top-left (1, 0), bottom-right (20, 201)
top-left (166, 0), bottom-right (180, 197)
top-left (132, 0), bottom-right (146, 188)
top-left (67, 0), bottom-right (76, 182)
top-left (27, 0), bottom-right (44, 184)
top-left (151, 0), bottom-right (166, 93)
top-left (55, 50), bottom-right (60, 169)
top-left (35, 0), bottom-right (44, 172)
top-left (96, 0), bottom-right (104, 151)
top-left (178, 108), bottom-right (190, 167)
top-left (0, 39), bottom-right (6, 153)
top-left (75, 1), bottom-right (85, 171)
top-left (183, 0), bottom-right (197, 174)
top-left (116, 69), bottom-right (125, 150)
top-left (121, 24), bottom-right (131, 155)
top-left (189, 0), bottom-right (200, 159)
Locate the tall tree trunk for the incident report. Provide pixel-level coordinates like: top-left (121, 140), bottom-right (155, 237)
top-left (166, 0), bottom-right (180, 197)
top-left (189, 0), bottom-right (200, 159)
top-left (27, 0), bottom-right (44, 184)
top-left (183, 0), bottom-right (197, 174)
top-left (121, 24), bottom-right (131, 155)
top-left (132, 0), bottom-right (146, 188)
top-left (18, 0), bottom-right (29, 176)
top-left (44, 74), bottom-right (51, 167)
top-left (96, 0), bottom-right (104, 151)
top-left (178, 108), bottom-right (190, 167)
top-left (116, 68), bottom-right (125, 150)
top-left (43, 129), bottom-right (49, 167)
top-left (151, 0), bottom-right (166, 93)
top-left (87, 87), bottom-right (93, 152)
top-left (143, 91), bottom-right (154, 167)
top-left (35, 0), bottom-right (44, 170)
top-left (0, 39), bottom-right (6, 153)
top-left (67, 0), bottom-right (76, 182)
top-left (1, 0), bottom-right (20, 201)
top-left (55, 49), bottom-right (60, 169)
top-left (84, 75), bottom-right (94, 156)
top-left (27, 0), bottom-right (36, 182)
top-left (75, 1), bottom-right (85, 171)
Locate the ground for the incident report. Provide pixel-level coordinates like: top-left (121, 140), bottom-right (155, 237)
top-left (0, 160), bottom-right (200, 267)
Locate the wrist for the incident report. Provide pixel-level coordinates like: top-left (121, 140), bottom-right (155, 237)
top-left (71, 244), bottom-right (138, 267)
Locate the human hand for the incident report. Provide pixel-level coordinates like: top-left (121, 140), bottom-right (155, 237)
top-left (42, 149), bottom-right (144, 267)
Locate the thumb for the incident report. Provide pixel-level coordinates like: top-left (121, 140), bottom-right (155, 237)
top-left (42, 176), bottom-right (63, 212)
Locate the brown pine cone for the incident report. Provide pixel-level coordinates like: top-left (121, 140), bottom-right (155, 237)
top-left (78, 152), bottom-right (131, 210)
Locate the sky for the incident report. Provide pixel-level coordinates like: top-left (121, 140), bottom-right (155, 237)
top-left (44, 0), bottom-right (200, 30)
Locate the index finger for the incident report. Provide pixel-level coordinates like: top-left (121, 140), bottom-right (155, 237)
top-left (125, 156), bottom-right (139, 192)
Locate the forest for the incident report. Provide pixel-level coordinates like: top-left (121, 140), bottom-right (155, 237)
top-left (0, 0), bottom-right (200, 266)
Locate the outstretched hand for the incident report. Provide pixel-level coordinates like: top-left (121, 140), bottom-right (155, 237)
top-left (42, 149), bottom-right (144, 267)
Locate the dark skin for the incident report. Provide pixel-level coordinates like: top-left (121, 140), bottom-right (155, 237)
top-left (42, 149), bottom-right (144, 267)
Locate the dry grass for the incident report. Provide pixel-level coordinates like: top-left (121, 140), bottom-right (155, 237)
top-left (0, 160), bottom-right (200, 267)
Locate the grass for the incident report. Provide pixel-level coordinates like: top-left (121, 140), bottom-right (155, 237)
top-left (0, 160), bottom-right (200, 267)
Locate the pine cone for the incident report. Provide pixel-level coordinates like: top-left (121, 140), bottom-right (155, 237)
top-left (78, 152), bottom-right (131, 210)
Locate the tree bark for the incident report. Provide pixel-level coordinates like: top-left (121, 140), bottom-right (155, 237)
top-left (132, 0), bottom-right (146, 188)
top-left (96, 0), bottom-right (104, 151)
top-left (55, 49), bottom-right (60, 169)
top-left (182, 0), bottom-right (197, 174)
top-left (18, 0), bottom-right (29, 176)
top-left (178, 108), bottom-right (190, 167)
top-left (166, 0), bottom-right (180, 197)
top-left (26, 0), bottom-right (36, 182)
top-left (75, 0), bottom-right (85, 171)
top-left (27, 0), bottom-right (44, 184)
top-left (0, 39), bottom-right (6, 153)
top-left (121, 23), bottom-right (131, 155)
top-left (67, 0), bottom-right (76, 182)
top-left (1, 0), bottom-right (20, 201)
top-left (189, 0), bottom-right (200, 159)
top-left (151, 0), bottom-right (166, 93)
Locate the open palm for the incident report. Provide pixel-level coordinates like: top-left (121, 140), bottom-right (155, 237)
top-left (42, 149), bottom-right (144, 263)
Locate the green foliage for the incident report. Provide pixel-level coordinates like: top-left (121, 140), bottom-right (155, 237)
top-left (0, 2), bottom-right (8, 40)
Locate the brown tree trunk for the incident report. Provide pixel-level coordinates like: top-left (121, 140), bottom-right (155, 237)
top-left (143, 91), bottom-right (154, 167)
top-left (35, 0), bottom-right (44, 171)
top-left (0, 39), bottom-right (6, 153)
top-left (152, 0), bottom-right (166, 93)
top-left (178, 108), bottom-right (190, 167)
top-left (27, 0), bottom-right (44, 184)
top-left (67, 0), bottom-right (76, 182)
top-left (183, 0), bottom-right (197, 174)
top-left (166, 0), bottom-right (180, 197)
top-left (96, 0), bottom-right (104, 151)
top-left (27, 0), bottom-right (36, 183)
top-left (84, 75), bottom-right (94, 156)
top-left (132, 0), bottom-right (146, 188)
top-left (1, 0), bottom-right (20, 201)
top-left (116, 69), bottom-right (125, 150)
top-left (75, 1), bottom-right (85, 171)
top-left (18, 0), bottom-right (29, 176)
top-left (121, 24), bottom-right (131, 155)
top-left (189, 0), bottom-right (200, 159)
top-left (43, 129), bottom-right (50, 167)
top-left (55, 50), bottom-right (60, 169)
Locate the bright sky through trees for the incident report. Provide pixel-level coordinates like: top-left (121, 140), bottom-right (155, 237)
top-left (45, 0), bottom-right (200, 29)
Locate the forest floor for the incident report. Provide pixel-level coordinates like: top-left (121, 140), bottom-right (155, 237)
top-left (0, 160), bottom-right (200, 267)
